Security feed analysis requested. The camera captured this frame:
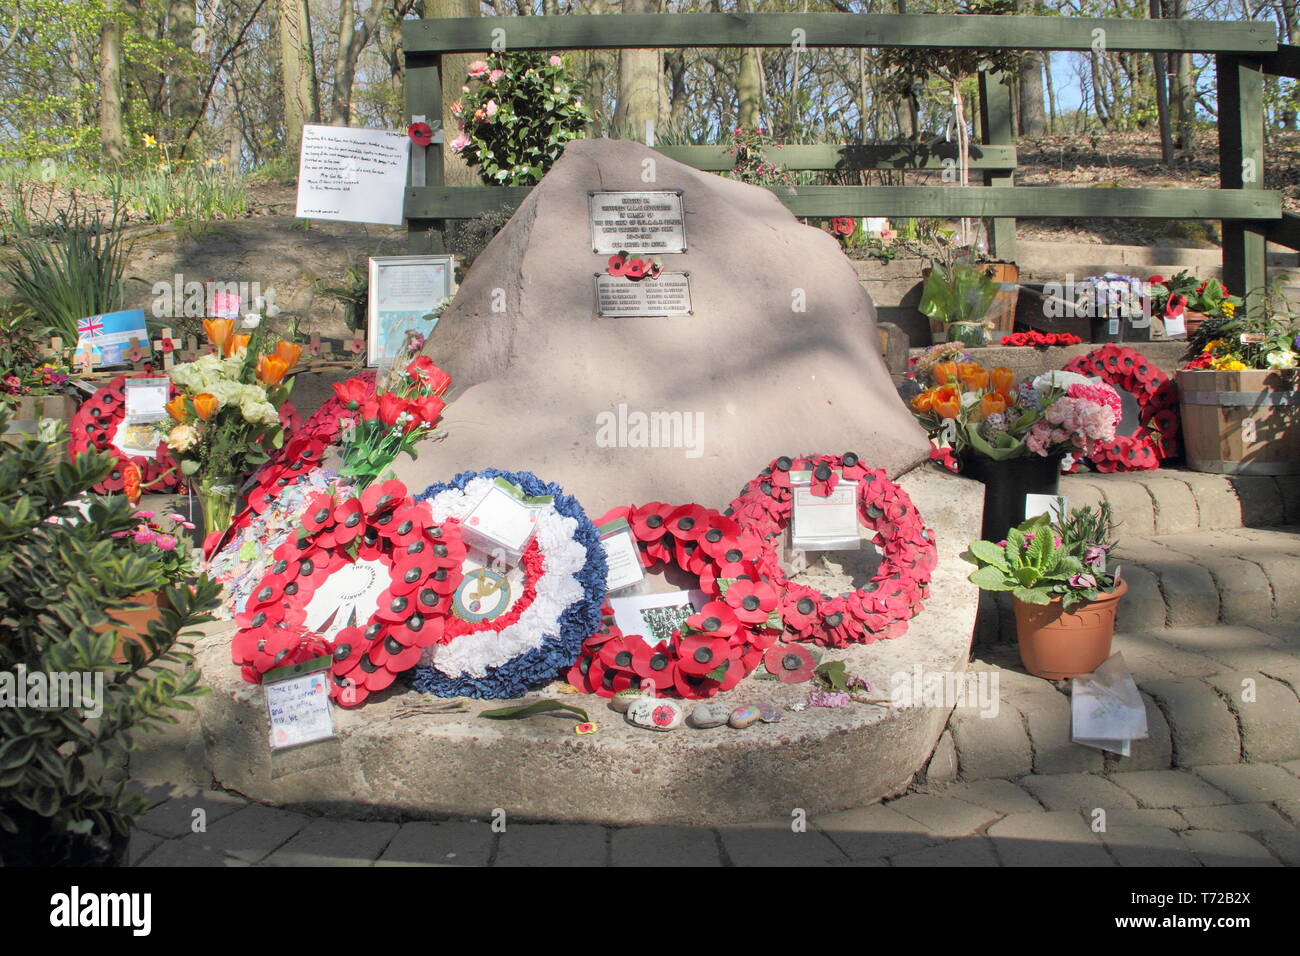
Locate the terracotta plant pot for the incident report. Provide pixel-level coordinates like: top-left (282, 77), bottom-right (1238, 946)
top-left (1012, 578), bottom-right (1128, 680)
top-left (96, 591), bottom-right (165, 663)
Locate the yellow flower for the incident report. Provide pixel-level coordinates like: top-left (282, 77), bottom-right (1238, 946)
top-left (167, 423), bottom-right (199, 452)
top-left (1222, 301), bottom-right (1236, 318)
top-left (142, 134), bottom-right (157, 148)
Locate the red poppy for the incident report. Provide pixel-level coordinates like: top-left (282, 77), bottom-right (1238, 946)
top-left (764, 643), bottom-right (817, 683)
top-left (624, 258), bottom-right (647, 279)
top-left (301, 492), bottom-right (337, 534)
top-left (687, 600), bottom-right (739, 639)
top-left (1165, 293), bottom-right (1187, 319)
top-left (361, 479), bottom-right (407, 516)
top-left (629, 502), bottom-right (673, 541)
top-left (607, 253), bottom-right (627, 277)
top-left (667, 503), bottom-right (709, 540)
top-left (724, 578), bottom-right (778, 625)
top-left (830, 216), bottom-right (855, 236)
top-left (676, 634), bottom-right (730, 677)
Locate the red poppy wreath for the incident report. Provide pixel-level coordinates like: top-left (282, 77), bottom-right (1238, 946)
top-left (231, 478), bottom-right (467, 706)
top-left (68, 373), bottom-right (183, 495)
top-left (567, 502), bottom-right (786, 700)
top-left (726, 453), bottom-right (937, 647)
top-left (1062, 344), bottom-right (1180, 472)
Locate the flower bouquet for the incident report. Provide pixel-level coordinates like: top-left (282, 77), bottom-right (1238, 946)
top-left (333, 332), bottom-right (451, 489)
top-left (1148, 271), bottom-right (1242, 336)
top-left (159, 317), bottom-right (301, 538)
top-left (910, 361), bottom-right (1121, 463)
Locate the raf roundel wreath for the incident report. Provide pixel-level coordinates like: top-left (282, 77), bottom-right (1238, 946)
top-left (69, 374), bottom-right (182, 494)
top-left (232, 478), bottom-right (467, 707)
top-left (727, 453), bottom-right (937, 646)
top-left (568, 500), bottom-right (786, 700)
top-left (406, 469), bottom-right (607, 700)
top-left (1062, 345), bottom-right (1180, 472)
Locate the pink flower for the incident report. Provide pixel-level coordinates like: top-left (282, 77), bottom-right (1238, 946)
top-left (449, 134), bottom-right (470, 152)
top-left (154, 533), bottom-right (177, 552)
top-left (467, 60), bottom-right (489, 77)
top-left (488, 69), bottom-right (506, 84)
top-left (451, 99), bottom-right (463, 117)
top-left (134, 510), bottom-right (155, 520)
top-left (484, 100), bottom-right (498, 119)
top-left (133, 526), bottom-right (156, 545)
top-left (549, 55), bottom-right (562, 67)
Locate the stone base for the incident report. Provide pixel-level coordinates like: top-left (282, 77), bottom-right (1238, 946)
top-left (189, 466), bottom-right (982, 826)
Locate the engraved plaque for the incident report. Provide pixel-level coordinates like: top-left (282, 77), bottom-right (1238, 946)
top-left (588, 190), bottom-right (687, 254)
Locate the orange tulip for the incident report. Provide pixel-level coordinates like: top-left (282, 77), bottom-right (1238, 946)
top-left (165, 396), bottom-right (188, 422)
top-left (203, 318), bottom-right (234, 351)
top-left (193, 393), bottom-right (219, 421)
top-left (933, 361), bottom-right (958, 385)
top-left (256, 353), bottom-right (290, 387)
top-left (981, 393), bottom-right (1008, 418)
top-left (962, 367), bottom-right (990, 392)
top-left (933, 386), bottom-right (961, 420)
top-left (957, 361), bottom-right (982, 382)
top-left (273, 340), bottom-right (302, 371)
top-left (991, 365), bottom-right (1015, 393)
top-left (224, 333), bottom-right (251, 358)
top-left (910, 388), bottom-right (936, 413)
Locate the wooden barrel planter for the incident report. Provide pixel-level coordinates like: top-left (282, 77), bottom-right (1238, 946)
top-left (2, 394), bottom-right (78, 445)
top-left (1177, 368), bottom-right (1300, 475)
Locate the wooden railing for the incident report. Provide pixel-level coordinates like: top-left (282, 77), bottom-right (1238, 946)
top-left (403, 13), bottom-right (1291, 303)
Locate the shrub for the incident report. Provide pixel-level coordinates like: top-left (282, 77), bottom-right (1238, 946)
top-left (450, 52), bottom-right (592, 186)
top-left (0, 411), bottom-right (219, 865)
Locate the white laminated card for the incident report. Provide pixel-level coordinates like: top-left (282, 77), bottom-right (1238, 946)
top-left (790, 470), bottom-right (860, 551)
top-left (609, 589), bottom-right (705, 646)
top-left (461, 478), bottom-right (551, 564)
top-left (264, 657), bottom-right (335, 750)
top-left (599, 518), bottom-right (646, 593)
top-left (1072, 652), bottom-right (1149, 755)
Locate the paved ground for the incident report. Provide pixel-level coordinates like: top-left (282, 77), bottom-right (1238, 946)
top-left (126, 469), bottom-right (1300, 866)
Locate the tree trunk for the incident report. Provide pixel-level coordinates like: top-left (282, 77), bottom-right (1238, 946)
top-left (167, 0), bottom-right (199, 141)
top-left (1149, 0), bottom-right (1175, 163)
top-left (278, 0), bottom-right (320, 160)
top-left (1018, 53), bottom-right (1046, 137)
top-left (1165, 0), bottom-right (1195, 153)
top-left (426, 0), bottom-right (481, 186)
top-left (1043, 53), bottom-right (1056, 134)
top-left (1283, 0), bottom-right (1298, 129)
top-left (614, 0), bottom-right (661, 140)
top-left (99, 0), bottom-right (126, 162)
top-left (734, 0), bottom-right (761, 130)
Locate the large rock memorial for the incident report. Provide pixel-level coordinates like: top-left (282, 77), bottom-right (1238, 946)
top-left (394, 138), bottom-right (928, 514)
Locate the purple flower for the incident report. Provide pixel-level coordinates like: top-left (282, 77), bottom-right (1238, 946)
top-left (1069, 573), bottom-right (1098, 589)
top-left (809, 690), bottom-right (851, 708)
top-left (1084, 544), bottom-right (1110, 567)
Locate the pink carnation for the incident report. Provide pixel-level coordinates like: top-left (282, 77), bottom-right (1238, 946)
top-left (467, 60), bottom-right (489, 77)
top-left (1067, 382), bottom-right (1122, 419)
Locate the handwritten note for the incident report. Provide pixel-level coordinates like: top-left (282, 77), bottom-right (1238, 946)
top-left (265, 663), bottom-right (335, 750)
top-left (295, 125), bottom-right (410, 226)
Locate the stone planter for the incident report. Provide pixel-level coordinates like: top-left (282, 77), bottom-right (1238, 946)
top-left (1177, 368), bottom-right (1300, 475)
top-left (1013, 579), bottom-right (1127, 680)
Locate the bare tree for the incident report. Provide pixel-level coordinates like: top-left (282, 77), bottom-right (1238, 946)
top-left (279, 0), bottom-right (320, 159)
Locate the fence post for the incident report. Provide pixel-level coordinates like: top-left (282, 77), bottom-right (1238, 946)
top-left (406, 52), bottom-right (446, 254)
top-left (977, 71), bottom-right (1017, 262)
top-left (1218, 54), bottom-right (1267, 310)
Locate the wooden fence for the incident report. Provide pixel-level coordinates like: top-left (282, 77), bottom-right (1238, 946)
top-left (402, 13), bottom-right (1298, 305)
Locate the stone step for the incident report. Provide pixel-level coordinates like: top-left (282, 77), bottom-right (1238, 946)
top-left (949, 623), bottom-right (1300, 780)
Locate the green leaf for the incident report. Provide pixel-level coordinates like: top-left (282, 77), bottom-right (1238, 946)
top-left (966, 540), bottom-right (1009, 570)
top-left (479, 700), bottom-right (588, 722)
top-left (969, 564), bottom-right (1014, 590)
top-left (1012, 586), bottom-right (1054, 605)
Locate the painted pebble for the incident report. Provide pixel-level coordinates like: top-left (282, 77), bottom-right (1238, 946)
top-left (625, 697), bottom-right (684, 732)
top-left (729, 705), bottom-right (762, 729)
top-left (609, 687), bottom-right (649, 714)
top-left (757, 701), bottom-right (782, 724)
top-left (689, 701), bottom-right (730, 729)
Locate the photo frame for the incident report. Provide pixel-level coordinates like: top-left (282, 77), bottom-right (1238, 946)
top-left (366, 255), bottom-right (456, 367)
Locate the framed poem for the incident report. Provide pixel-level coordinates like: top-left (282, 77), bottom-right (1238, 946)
top-left (366, 255), bottom-right (457, 367)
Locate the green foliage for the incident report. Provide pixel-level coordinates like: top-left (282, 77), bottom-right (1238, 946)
top-left (1, 201), bottom-right (130, 345)
top-left (446, 205), bottom-right (516, 271)
top-left (316, 265), bottom-right (370, 333)
top-left (0, 409), bottom-right (219, 863)
top-left (453, 52), bottom-right (593, 186)
top-left (963, 504), bottom-right (1119, 610)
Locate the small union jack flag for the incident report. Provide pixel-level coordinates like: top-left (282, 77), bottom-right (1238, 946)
top-left (77, 316), bottom-right (104, 337)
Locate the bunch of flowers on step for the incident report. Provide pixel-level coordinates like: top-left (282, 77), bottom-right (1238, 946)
top-left (1180, 296), bottom-right (1300, 371)
top-left (910, 361), bottom-right (1120, 462)
top-left (450, 52), bottom-right (592, 186)
top-left (160, 318), bottom-right (301, 485)
top-left (333, 334), bottom-right (451, 489)
top-left (1148, 271), bottom-right (1242, 322)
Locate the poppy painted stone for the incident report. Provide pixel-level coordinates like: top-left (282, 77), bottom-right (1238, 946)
top-left (729, 705), bottom-right (762, 729)
top-left (396, 138), bottom-right (929, 516)
top-left (625, 697), bottom-right (684, 732)
top-left (689, 700), bottom-right (731, 729)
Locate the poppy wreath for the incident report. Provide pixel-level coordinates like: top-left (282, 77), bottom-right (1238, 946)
top-left (407, 469), bottom-right (607, 700)
top-left (726, 453), bottom-right (937, 647)
top-left (68, 373), bottom-right (182, 494)
top-left (231, 478), bottom-right (467, 707)
top-left (1062, 344), bottom-right (1180, 472)
top-left (208, 373), bottom-right (377, 557)
top-left (567, 501), bottom-right (787, 700)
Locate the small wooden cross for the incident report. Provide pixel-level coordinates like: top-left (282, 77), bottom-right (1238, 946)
top-left (152, 327), bottom-right (177, 371)
top-left (124, 337), bottom-right (147, 366)
top-left (308, 334), bottom-right (323, 358)
top-left (73, 343), bottom-right (97, 375)
top-left (347, 336), bottom-right (365, 356)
